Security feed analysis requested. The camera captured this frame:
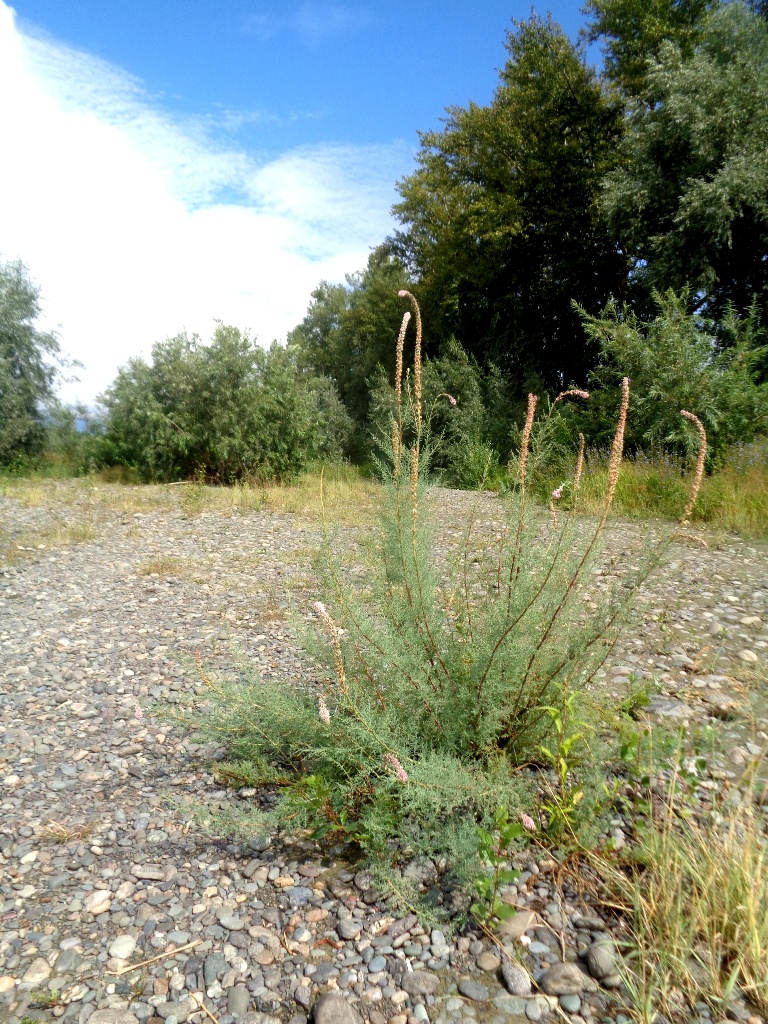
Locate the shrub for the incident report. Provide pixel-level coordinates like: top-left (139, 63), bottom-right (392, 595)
top-left (577, 290), bottom-right (768, 461)
top-left (100, 324), bottom-right (352, 483)
top-left (177, 293), bottom-right (707, 898)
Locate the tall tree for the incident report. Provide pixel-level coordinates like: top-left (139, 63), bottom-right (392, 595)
top-left (288, 248), bottom-right (412, 452)
top-left (583, 0), bottom-right (718, 99)
top-left (602, 2), bottom-right (768, 324)
top-left (390, 15), bottom-right (628, 395)
top-left (0, 257), bottom-right (66, 466)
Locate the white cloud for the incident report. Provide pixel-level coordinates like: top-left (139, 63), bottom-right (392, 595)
top-left (244, 4), bottom-right (374, 45)
top-left (0, 2), bottom-right (410, 403)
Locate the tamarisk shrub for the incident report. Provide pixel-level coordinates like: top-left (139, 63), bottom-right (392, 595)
top-left (178, 292), bottom-right (707, 893)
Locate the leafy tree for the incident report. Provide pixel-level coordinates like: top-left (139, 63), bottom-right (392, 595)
top-left (602, 3), bottom-right (768, 324)
top-left (583, 0), bottom-right (718, 98)
top-left (288, 249), bottom-right (412, 454)
top-left (578, 290), bottom-right (768, 459)
top-left (389, 15), bottom-right (628, 396)
top-left (0, 258), bottom-right (68, 467)
top-left (101, 324), bottom-right (351, 482)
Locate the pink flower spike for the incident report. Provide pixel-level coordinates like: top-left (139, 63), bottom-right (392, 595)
top-left (313, 600), bottom-right (326, 615)
top-left (134, 706), bottom-right (143, 721)
top-left (318, 697), bottom-right (330, 723)
top-left (398, 289), bottom-right (408, 297)
top-left (384, 753), bottom-right (408, 782)
top-left (521, 814), bottom-right (536, 831)
top-left (552, 487), bottom-right (563, 500)
top-left (447, 394), bottom-right (457, 406)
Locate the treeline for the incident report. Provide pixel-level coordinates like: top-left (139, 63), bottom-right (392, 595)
top-left (288, 0), bottom-right (768, 478)
top-left (2, 0), bottom-right (768, 485)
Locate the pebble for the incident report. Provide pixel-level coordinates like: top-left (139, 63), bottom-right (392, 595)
top-left (500, 958), bottom-right (532, 996)
top-left (538, 962), bottom-right (586, 995)
top-left (458, 979), bottom-right (489, 1001)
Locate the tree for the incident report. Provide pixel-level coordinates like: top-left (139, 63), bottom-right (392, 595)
top-left (101, 324), bottom-right (351, 482)
top-left (583, 0), bottom-right (718, 99)
top-left (0, 258), bottom-right (66, 466)
top-left (390, 15), bottom-right (628, 396)
top-left (579, 290), bottom-right (768, 458)
top-left (602, 3), bottom-right (768, 325)
top-left (288, 248), bottom-right (412, 454)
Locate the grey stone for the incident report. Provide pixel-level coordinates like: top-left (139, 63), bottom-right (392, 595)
top-left (525, 999), bottom-right (544, 1021)
top-left (388, 914), bottom-right (418, 939)
top-left (336, 919), bottom-right (363, 940)
top-left (132, 865), bottom-right (165, 881)
top-left (493, 995), bottom-right (527, 1015)
top-left (458, 980), bottom-right (489, 1001)
top-left (400, 971), bottom-right (441, 996)
top-left (311, 992), bottom-right (362, 1024)
top-left (367, 956), bottom-right (386, 973)
top-left (217, 913), bottom-right (244, 931)
top-left (586, 941), bottom-right (617, 981)
top-left (560, 995), bottom-right (581, 1013)
top-left (500, 958), bottom-right (532, 996)
top-left (227, 987), bottom-right (250, 1018)
top-left (55, 948), bottom-right (83, 973)
top-left (204, 953), bottom-right (227, 985)
top-left (156, 1002), bottom-right (191, 1023)
top-left (538, 962), bottom-right (585, 996)
top-left (109, 935), bottom-right (137, 960)
top-left (87, 1014), bottom-right (140, 1024)
top-left (402, 857), bottom-right (438, 887)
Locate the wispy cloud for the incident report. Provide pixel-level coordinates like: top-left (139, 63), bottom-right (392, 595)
top-left (0, 2), bottom-right (409, 403)
top-left (244, 3), bottom-right (374, 45)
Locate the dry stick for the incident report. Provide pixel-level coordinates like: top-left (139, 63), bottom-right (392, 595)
top-left (106, 940), bottom-right (201, 976)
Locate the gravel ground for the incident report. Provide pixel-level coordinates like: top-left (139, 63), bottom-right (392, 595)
top-left (1, 483), bottom-right (767, 1024)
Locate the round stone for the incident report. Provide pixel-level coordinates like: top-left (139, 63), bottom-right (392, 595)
top-left (108, 934), bottom-right (137, 960)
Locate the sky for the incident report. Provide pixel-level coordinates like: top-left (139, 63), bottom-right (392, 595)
top-left (0, 0), bottom-right (594, 404)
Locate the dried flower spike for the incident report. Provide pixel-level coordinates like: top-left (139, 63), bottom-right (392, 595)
top-left (573, 432), bottom-right (585, 494)
top-left (398, 290), bottom-right (423, 430)
top-left (384, 752), bottom-right (408, 782)
top-left (318, 696), bottom-right (330, 723)
top-left (313, 601), bottom-right (348, 695)
top-left (680, 410), bottom-right (707, 523)
top-left (606, 377), bottom-right (630, 509)
top-left (556, 389), bottom-right (590, 402)
top-left (518, 393), bottom-right (538, 488)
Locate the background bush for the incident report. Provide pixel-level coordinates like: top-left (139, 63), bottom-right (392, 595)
top-left (100, 323), bottom-right (353, 483)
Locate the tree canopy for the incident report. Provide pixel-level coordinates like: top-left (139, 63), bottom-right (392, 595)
top-left (0, 257), bottom-right (67, 467)
top-left (602, 3), bottom-right (768, 325)
top-left (389, 15), bottom-right (628, 394)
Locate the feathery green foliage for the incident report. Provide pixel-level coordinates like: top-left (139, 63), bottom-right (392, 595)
top-left (177, 293), bottom-right (707, 898)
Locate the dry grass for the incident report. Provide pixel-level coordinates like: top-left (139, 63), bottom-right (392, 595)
top-left (196, 468), bottom-right (379, 525)
top-left (562, 441), bottom-right (768, 540)
top-left (40, 820), bottom-right (97, 844)
top-left (136, 555), bottom-right (197, 578)
top-left (0, 521), bottom-right (97, 565)
top-left (608, 767), bottom-right (768, 1019)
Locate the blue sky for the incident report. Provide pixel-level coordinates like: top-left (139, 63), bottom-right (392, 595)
top-left (1, 1), bottom-right (596, 401)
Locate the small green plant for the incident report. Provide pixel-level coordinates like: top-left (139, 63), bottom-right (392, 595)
top-left (28, 991), bottom-right (60, 1010)
top-left (470, 806), bottom-right (524, 924)
top-left (539, 686), bottom-right (590, 833)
